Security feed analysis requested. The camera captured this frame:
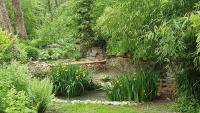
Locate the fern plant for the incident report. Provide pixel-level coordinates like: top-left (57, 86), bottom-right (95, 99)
top-left (29, 78), bottom-right (53, 113)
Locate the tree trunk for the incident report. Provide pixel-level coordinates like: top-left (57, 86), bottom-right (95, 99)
top-left (12, 0), bottom-right (28, 39)
top-left (0, 0), bottom-right (13, 34)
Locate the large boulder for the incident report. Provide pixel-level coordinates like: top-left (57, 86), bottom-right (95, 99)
top-left (106, 57), bottom-right (135, 73)
top-left (87, 47), bottom-right (104, 58)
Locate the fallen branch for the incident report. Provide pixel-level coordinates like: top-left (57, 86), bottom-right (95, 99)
top-left (68, 59), bottom-right (107, 65)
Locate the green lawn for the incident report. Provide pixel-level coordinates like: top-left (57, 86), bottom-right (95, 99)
top-left (46, 102), bottom-right (173, 113)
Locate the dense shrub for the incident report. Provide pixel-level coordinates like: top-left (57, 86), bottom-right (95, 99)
top-left (29, 79), bottom-right (53, 113)
top-left (176, 68), bottom-right (200, 101)
top-left (3, 88), bottom-right (34, 113)
top-left (35, 2), bottom-right (78, 46)
top-left (96, 0), bottom-right (162, 56)
top-left (18, 42), bottom-right (39, 60)
top-left (0, 62), bottom-right (53, 113)
top-left (39, 46), bottom-right (81, 60)
top-left (0, 28), bottom-right (16, 63)
top-left (0, 29), bottom-right (30, 63)
top-left (49, 64), bottom-right (93, 97)
top-left (0, 62), bottom-right (33, 112)
top-left (30, 39), bottom-right (49, 48)
top-left (0, 62), bottom-right (30, 92)
top-left (106, 68), bottom-right (159, 102)
top-left (90, 0), bottom-right (114, 46)
top-left (35, 0), bottom-right (95, 50)
top-left (21, 0), bottom-right (47, 36)
top-left (0, 28), bottom-right (14, 52)
top-left (24, 46), bottom-right (39, 60)
top-left (171, 96), bottom-right (199, 113)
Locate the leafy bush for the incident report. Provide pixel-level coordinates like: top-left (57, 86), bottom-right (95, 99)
top-left (17, 47), bottom-right (28, 63)
top-left (40, 48), bottom-right (63, 60)
top-left (106, 68), bottom-right (159, 102)
top-left (29, 78), bottom-right (53, 113)
top-left (0, 29), bottom-right (29, 63)
top-left (0, 72), bottom-right (13, 112)
top-left (0, 62), bottom-right (34, 112)
top-left (176, 68), bottom-right (200, 101)
top-left (96, 0), bottom-right (162, 56)
top-left (3, 88), bottom-right (34, 113)
top-left (30, 39), bottom-right (49, 48)
top-left (171, 96), bottom-right (199, 113)
top-left (0, 62), bottom-right (30, 92)
top-left (0, 28), bottom-right (16, 63)
top-left (25, 46), bottom-right (39, 60)
top-left (0, 28), bottom-right (14, 52)
top-left (49, 64), bottom-right (93, 97)
top-left (35, 2), bottom-right (77, 47)
top-left (21, 0), bottom-right (48, 37)
top-left (0, 62), bottom-right (53, 113)
top-left (39, 46), bottom-right (81, 60)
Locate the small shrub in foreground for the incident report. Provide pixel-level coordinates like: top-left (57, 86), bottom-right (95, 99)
top-left (106, 68), bottom-right (159, 102)
top-left (49, 64), bottom-right (93, 97)
top-left (0, 62), bottom-right (30, 92)
top-left (0, 62), bottom-right (35, 112)
top-left (4, 88), bottom-right (34, 113)
top-left (171, 96), bottom-right (199, 113)
top-left (0, 62), bottom-right (53, 113)
top-left (29, 78), bottom-right (54, 113)
top-left (25, 46), bottom-right (39, 60)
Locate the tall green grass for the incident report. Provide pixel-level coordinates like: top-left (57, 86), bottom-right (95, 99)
top-left (49, 64), bottom-right (93, 97)
top-left (106, 68), bottom-right (159, 102)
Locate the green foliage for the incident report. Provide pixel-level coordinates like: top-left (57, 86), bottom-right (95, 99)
top-left (0, 62), bottom-right (53, 113)
top-left (0, 28), bottom-right (16, 63)
top-left (35, 2), bottom-right (77, 46)
top-left (35, 0), bottom-right (95, 50)
top-left (176, 68), bottom-right (200, 101)
top-left (40, 48), bottom-right (63, 60)
top-left (106, 68), bottom-right (159, 102)
top-left (39, 46), bottom-right (81, 60)
top-left (30, 39), bottom-right (49, 48)
top-left (0, 62), bottom-right (35, 112)
top-left (21, 0), bottom-right (47, 37)
top-left (49, 64), bottom-right (93, 97)
top-left (154, 17), bottom-right (189, 62)
top-left (0, 28), bottom-right (14, 52)
top-left (18, 41), bottom-right (39, 60)
top-left (90, 0), bottom-right (114, 46)
top-left (96, 0), bottom-right (162, 56)
top-left (0, 62), bottom-right (30, 92)
top-left (0, 71), bottom-right (13, 112)
top-left (4, 88), bottom-right (34, 113)
top-left (29, 79), bottom-right (53, 113)
top-left (171, 96), bottom-right (199, 113)
top-left (24, 46), bottom-right (39, 60)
